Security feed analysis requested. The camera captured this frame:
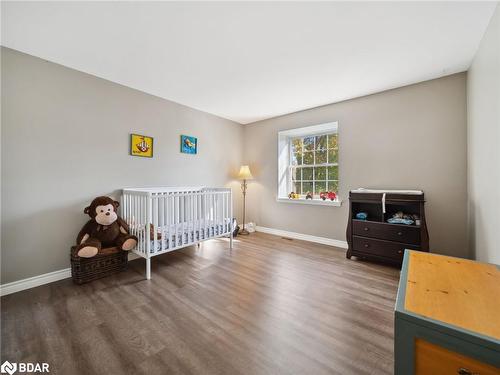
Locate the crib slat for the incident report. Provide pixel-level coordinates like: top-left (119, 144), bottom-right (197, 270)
top-left (223, 191), bottom-right (227, 233)
top-left (134, 195), bottom-right (138, 253)
top-left (142, 195), bottom-right (145, 253)
top-left (226, 191), bottom-right (228, 232)
top-left (191, 193), bottom-right (194, 244)
top-left (169, 193), bottom-right (173, 250)
top-left (176, 194), bottom-right (180, 249)
top-left (182, 193), bottom-right (185, 246)
top-left (139, 195), bottom-right (141, 253)
top-left (153, 196), bottom-right (158, 255)
top-left (198, 192), bottom-right (201, 241)
top-left (213, 192), bottom-right (217, 235)
top-left (138, 195), bottom-right (142, 254)
top-left (141, 195), bottom-right (144, 254)
top-left (139, 195), bottom-right (143, 254)
top-left (133, 195), bottom-right (137, 252)
top-left (133, 194), bottom-right (137, 250)
top-left (147, 195), bottom-right (150, 253)
top-left (163, 194), bottom-right (167, 252)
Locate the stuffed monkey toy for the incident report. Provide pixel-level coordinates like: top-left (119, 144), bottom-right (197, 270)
top-left (75, 196), bottom-right (137, 258)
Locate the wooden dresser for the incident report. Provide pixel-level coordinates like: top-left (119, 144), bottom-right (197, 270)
top-left (395, 251), bottom-right (500, 375)
top-left (346, 190), bottom-right (429, 265)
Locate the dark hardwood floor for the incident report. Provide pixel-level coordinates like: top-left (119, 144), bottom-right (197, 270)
top-left (1, 233), bottom-right (400, 375)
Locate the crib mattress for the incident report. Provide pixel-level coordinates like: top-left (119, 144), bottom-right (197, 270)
top-left (134, 220), bottom-right (231, 254)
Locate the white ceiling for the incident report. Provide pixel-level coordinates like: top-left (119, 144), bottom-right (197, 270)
top-left (2, 1), bottom-right (497, 124)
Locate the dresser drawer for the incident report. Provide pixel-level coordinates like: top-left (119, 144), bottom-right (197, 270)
top-left (352, 220), bottom-right (420, 245)
top-left (415, 339), bottom-right (500, 375)
top-left (352, 236), bottom-right (419, 260)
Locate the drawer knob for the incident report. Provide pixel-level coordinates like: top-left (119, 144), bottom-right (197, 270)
top-left (364, 244), bottom-right (370, 248)
top-left (397, 232), bottom-right (403, 236)
top-left (398, 250), bottom-right (402, 254)
top-left (364, 227), bottom-right (369, 231)
top-left (457, 368), bottom-right (477, 375)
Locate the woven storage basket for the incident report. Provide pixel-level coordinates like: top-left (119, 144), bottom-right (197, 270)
top-left (71, 246), bottom-right (128, 284)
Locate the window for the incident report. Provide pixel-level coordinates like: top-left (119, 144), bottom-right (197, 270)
top-left (278, 122), bottom-right (340, 205)
top-left (290, 133), bottom-right (338, 196)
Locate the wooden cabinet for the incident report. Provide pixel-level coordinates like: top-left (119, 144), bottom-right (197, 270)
top-left (415, 339), bottom-right (500, 375)
top-left (346, 190), bottom-right (429, 265)
top-left (352, 220), bottom-right (421, 244)
top-left (352, 236), bottom-right (408, 261)
top-left (395, 251), bottom-right (500, 375)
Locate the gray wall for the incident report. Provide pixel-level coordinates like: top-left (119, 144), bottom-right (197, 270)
top-left (1, 46), bottom-right (472, 284)
top-left (243, 73), bottom-right (468, 258)
top-left (1, 48), bottom-right (244, 284)
top-left (467, 4), bottom-right (500, 264)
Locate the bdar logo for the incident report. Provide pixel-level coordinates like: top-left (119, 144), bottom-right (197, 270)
top-left (1, 361), bottom-right (17, 375)
top-left (0, 361), bottom-right (49, 374)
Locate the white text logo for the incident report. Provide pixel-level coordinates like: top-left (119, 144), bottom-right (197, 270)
top-left (1, 361), bottom-right (50, 374)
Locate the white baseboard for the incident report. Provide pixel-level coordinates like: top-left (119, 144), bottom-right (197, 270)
top-left (0, 253), bottom-right (142, 297)
top-left (0, 268), bottom-right (71, 297)
top-left (255, 226), bottom-right (348, 249)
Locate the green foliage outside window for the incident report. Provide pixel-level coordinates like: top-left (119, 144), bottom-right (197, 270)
top-left (290, 133), bottom-right (339, 198)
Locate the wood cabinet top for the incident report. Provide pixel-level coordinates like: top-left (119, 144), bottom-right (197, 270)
top-left (403, 251), bottom-right (500, 340)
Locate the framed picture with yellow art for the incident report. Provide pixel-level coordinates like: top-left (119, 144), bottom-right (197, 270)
top-left (130, 133), bottom-right (153, 158)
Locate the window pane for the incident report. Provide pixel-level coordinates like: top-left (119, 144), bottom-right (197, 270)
top-left (292, 152), bottom-right (302, 165)
top-left (314, 166), bottom-right (326, 180)
top-left (302, 182), bottom-right (313, 195)
top-left (315, 135), bottom-right (327, 150)
top-left (316, 150), bottom-right (327, 164)
top-left (328, 134), bottom-right (338, 149)
top-left (328, 149), bottom-right (338, 163)
top-left (327, 166), bottom-right (338, 180)
top-left (291, 168), bottom-right (301, 181)
top-left (292, 138), bottom-right (303, 154)
top-left (303, 151), bottom-right (314, 165)
top-left (303, 136), bottom-right (315, 152)
top-left (327, 180), bottom-right (338, 193)
top-left (292, 181), bottom-right (302, 194)
top-left (315, 181), bottom-right (326, 195)
top-left (302, 167), bottom-right (313, 180)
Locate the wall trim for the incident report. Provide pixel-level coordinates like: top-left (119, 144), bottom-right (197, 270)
top-left (1, 268), bottom-right (72, 297)
top-left (0, 253), bottom-right (142, 297)
top-left (255, 226), bottom-right (348, 249)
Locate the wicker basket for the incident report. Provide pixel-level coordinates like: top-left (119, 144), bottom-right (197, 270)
top-left (70, 246), bottom-right (128, 284)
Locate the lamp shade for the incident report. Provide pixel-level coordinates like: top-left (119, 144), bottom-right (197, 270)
top-left (238, 165), bottom-right (253, 180)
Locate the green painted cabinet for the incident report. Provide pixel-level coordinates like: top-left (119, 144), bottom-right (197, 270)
top-left (395, 251), bottom-right (500, 374)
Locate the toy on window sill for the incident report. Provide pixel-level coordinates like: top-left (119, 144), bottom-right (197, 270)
top-left (305, 192), bottom-right (313, 200)
top-left (288, 192), bottom-right (300, 199)
top-left (320, 191), bottom-right (337, 201)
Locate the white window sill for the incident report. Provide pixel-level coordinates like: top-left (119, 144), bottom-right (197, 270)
top-left (276, 197), bottom-right (342, 206)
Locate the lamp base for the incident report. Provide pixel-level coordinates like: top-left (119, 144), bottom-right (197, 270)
top-left (239, 229), bottom-right (250, 235)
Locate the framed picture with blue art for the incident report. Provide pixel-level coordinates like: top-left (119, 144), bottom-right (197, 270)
top-left (180, 135), bottom-right (197, 154)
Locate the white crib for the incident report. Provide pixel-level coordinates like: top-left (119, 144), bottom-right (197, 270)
top-left (121, 187), bottom-right (233, 279)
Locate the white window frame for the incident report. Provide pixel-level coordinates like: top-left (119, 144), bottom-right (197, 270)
top-left (277, 122), bottom-right (341, 206)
